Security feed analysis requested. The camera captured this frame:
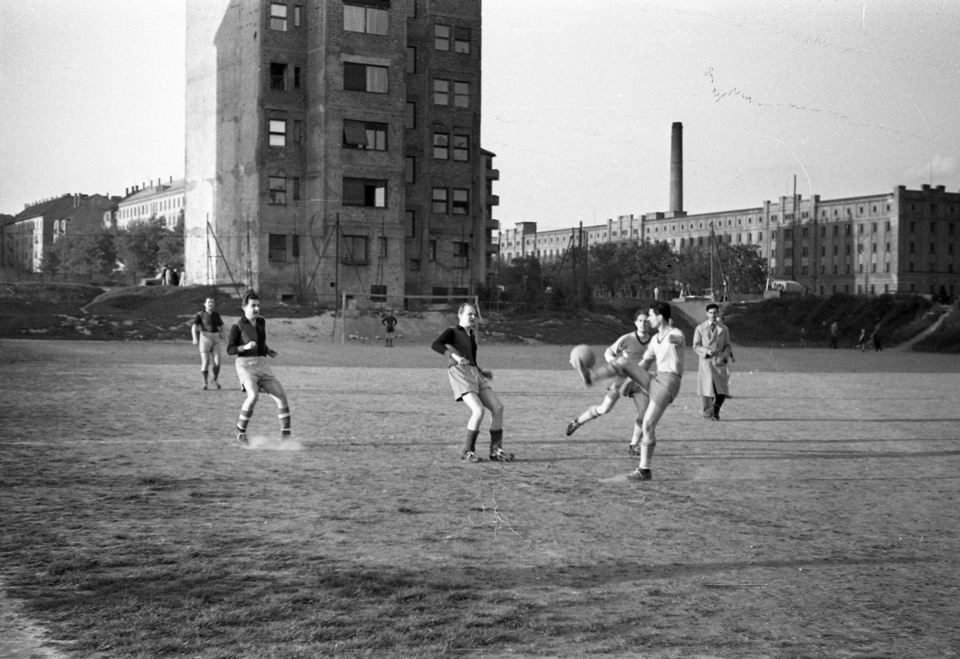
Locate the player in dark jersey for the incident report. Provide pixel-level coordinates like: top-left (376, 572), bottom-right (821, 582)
top-left (225, 291), bottom-right (291, 444)
top-left (431, 302), bottom-right (512, 463)
top-left (191, 297), bottom-right (224, 389)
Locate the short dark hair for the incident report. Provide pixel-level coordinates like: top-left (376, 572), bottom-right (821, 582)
top-left (650, 301), bottom-right (672, 322)
top-left (705, 303), bottom-right (719, 312)
top-left (633, 309), bottom-right (648, 321)
top-left (241, 291), bottom-right (260, 307)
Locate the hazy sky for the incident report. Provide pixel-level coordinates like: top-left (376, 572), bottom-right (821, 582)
top-left (2, 0), bottom-right (958, 232)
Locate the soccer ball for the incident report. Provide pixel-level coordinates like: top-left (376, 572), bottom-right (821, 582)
top-left (569, 344), bottom-right (596, 369)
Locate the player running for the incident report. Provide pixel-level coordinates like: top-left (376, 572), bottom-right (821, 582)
top-left (225, 291), bottom-right (291, 444)
top-left (192, 296), bottom-right (224, 389)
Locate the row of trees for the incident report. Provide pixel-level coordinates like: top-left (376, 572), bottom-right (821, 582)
top-left (41, 218), bottom-right (184, 284)
top-left (493, 239), bottom-right (769, 310)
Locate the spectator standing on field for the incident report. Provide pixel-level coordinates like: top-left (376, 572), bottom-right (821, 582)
top-left (693, 303), bottom-right (734, 421)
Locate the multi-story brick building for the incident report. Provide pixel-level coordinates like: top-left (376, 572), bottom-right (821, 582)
top-left (105, 178), bottom-right (186, 231)
top-left (1, 194), bottom-right (116, 274)
top-left (496, 184), bottom-right (960, 298)
top-left (184, 0), bottom-right (496, 307)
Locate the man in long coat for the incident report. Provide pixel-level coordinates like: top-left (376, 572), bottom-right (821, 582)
top-left (692, 302), bottom-right (733, 421)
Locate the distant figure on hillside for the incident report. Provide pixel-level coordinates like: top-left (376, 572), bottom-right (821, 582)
top-left (856, 328), bottom-right (868, 351)
top-left (799, 326), bottom-right (807, 348)
top-left (381, 311), bottom-right (398, 347)
top-left (871, 324), bottom-right (883, 352)
top-left (829, 321), bottom-right (840, 349)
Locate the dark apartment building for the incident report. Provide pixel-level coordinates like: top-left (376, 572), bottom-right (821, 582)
top-left (184, 0), bottom-right (497, 307)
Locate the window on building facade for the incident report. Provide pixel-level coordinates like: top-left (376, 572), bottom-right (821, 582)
top-left (406, 47), bottom-right (416, 73)
top-left (344, 62), bottom-right (388, 93)
top-left (454, 241), bottom-right (469, 267)
top-left (428, 240), bottom-right (437, 261)
top-left (344, 4), bottom-right (388, 34)
top-left (434, 24), bottom-right (450, 50)
top-left (433, 133), bottom-right (449, 159)
top-left (292, 177), bottom-right (301, 202)
top-left (294, 4), bottom-right (301, 27)
top-left (269, 119), bottom-right (286, 147)
top-left (341, 235), bottom-right (368, 264)
top-left (405, 101), bottom-right (416, 128)
top-left (453, 134), bottom-right (469, 161)
top-left (291, 234), bottom-right (300, 258)
top-left (343, 177), bottom-right (387, 207)
top-left (343, 120), bottom-right (387, 150)
top-left (432, 188), bottom-right (448, 213)
top-left (270, 3), bottom-right (287, 31)
top-left (453, 81), bottom-right (469, 107)
top-left (371, 284), bottom-right (386, 303)
top-left (294, 67), bottom-right (301, 89)
top-left (452, 188), bottom-right (469, 214)
top-left (270, 62), bottom-right (288, 90)
top-left (268, 234), bottom-right (287, 262)
top-left (405, 210), bottom-right (416, 237)
top-left (454, 27), bottom-right (471, 53)
top-left (433, 79), bottom-right (449, 105)
top-left (268, 176), bottom-right (287, 205)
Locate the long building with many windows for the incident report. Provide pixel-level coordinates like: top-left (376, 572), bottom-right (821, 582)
top-left (497, 184), bottom-right (960, 298)
top-left (184, 0), bottom-right (496, 306)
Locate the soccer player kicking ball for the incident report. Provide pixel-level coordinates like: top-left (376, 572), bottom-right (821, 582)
top-left (571, 301), bottom-right (684, 481)
top-left (566, 309), bottom-right (652, 456)
top-left (226, 291), bottom-right (291, 444)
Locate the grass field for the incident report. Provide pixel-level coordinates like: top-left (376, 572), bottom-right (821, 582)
top-left (1, 338), bottom-right (959, 658)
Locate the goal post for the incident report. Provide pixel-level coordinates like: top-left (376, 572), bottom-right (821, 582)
top-left (339, 293), bottom-right (479, 344)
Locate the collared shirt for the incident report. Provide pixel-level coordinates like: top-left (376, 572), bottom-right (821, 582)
top-left (431, 325), bottom-right (478, 367)
top-left (226, 316), bottom-right (270, 357)
top-left (604, 330), bottom-right (650, 363)
top-left (643, 326), bottom-right (685, 376)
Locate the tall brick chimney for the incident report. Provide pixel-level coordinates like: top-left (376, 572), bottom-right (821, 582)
top-left (670, 122), bottom-right (683, 214)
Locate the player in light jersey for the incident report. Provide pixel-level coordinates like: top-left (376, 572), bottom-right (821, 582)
top-left (572, 301), bottom-right (684, 481)
top-left (565, 309), bottom-right (652, 455)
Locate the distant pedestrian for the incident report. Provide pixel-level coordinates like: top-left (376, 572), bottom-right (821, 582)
top-left (856, 328), bottom-right (868, 351)
top-left (829, 321), bottom-right (840, 349)
top-left (871, 326), bottom-right (883, 352)
top-left (799, 327), bottom-right (807, 348)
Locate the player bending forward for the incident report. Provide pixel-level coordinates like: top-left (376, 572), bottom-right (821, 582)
top-left (572, 301), bottom-right (684, 481)
top-left (226, 291), bottom-right (291, 444)
top-left (566, 309), bottom-right (653, 456)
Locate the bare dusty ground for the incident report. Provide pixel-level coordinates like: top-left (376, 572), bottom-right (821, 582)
top-left (1, 339), bottom-right (959, 657)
